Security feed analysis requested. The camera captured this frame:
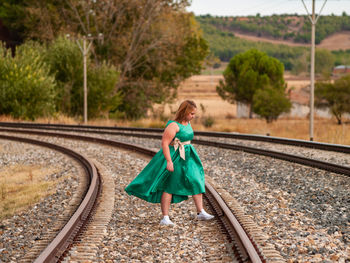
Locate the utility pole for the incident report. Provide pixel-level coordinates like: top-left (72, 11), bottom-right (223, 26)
top-left (66, 33), bottom-right (103, 124)
top-left (301, 0), bottom-right (328, 141)
top-left (80, 36), bottom-right (92, 125)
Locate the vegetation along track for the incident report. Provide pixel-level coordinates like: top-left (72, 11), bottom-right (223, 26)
top-left (0, 126), bottom-right (284, 262)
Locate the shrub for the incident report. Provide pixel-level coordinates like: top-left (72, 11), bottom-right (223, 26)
top-left (0, 42), bottom-right (56, 120)
top-left (87, 62), bottom-right (121, 118)
top-left (202, 116), bottom-right (215, 127)
top-left (44, 36), bottom-right (122, 118)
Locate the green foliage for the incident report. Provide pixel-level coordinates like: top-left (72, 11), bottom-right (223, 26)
top-left (332, 49), bottom-right (350, 66)
top-left (1, 1), bottom-right (208, 120)
top-left (252, 87), bottom-right (291, 123)
top-left (217, 49), bottom-right (290, 121)
top-left (196, 14), bottom-right (350, 45)
top-left (44, 36), bottom-right (83, 114)
top-left (217, 49), bottom-right (286, 117)
top-left (0, 37), bottom-right (121, 120)
top-left (196, 15), bottom-right (350, 73)
top-left (197, 18), bottom-right (307, 70)
top-left (315, 49), bottom-right (335, 75)
top-left (0, 42), bottom-right (56, 120)
top-left (87, 63), bottom-right (122, 119)
top-left (44, 36), bottom-right (121, 118)
top-left (315, 75), bottom-right (350, 124)
top-left (0, 0), bottom-right (28, 43)
top-left (202, 116), bottom-right (214, 127)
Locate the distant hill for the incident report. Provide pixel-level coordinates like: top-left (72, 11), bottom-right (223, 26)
top-left (196, 14), bottom-right (350, 73)
top-left (196, 14), bottom-right (350, 45)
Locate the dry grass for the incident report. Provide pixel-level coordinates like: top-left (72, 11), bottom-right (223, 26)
top-left (1, 114), bottom-right (350, 145)
top-left (189, 117), bottom-right (350, 145)
top-left (232, 31), bottom-right (350, 51)
top-left (0, 165), bottom-right (60, 219)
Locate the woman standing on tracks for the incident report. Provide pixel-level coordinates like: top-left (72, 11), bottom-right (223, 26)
top-left (125, 100), bottom-right (214, 225)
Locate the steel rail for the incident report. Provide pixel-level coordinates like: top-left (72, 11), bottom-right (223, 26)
top-left (0, 128), bottom-right (264, 262)
top-left (1, 126), bottom-right (349, 176)
top-left (0, 134), bottom-right (100, 263)
top-left (1, 121), bottom-right (350, 153)
top-left (205, 183), bottom-right (262, 262)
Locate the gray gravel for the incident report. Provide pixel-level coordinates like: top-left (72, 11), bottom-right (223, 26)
top-left (87, 133), bottom-right (350, 262)
top-left (0, 134), bottom-right (234, 262)
top-left (0, 139), bottom-right (81, 263)
top-left (1, 131), bottom-right (349, 262)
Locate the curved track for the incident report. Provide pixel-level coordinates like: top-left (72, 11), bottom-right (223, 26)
top-left (0, 134), bottom-right (100, 263)
top-left (0, 128), bottom-right (269, 262)
top-left (2, 122), bottom-right (349, 262)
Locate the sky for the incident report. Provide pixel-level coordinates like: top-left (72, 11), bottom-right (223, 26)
top-left (187, 0), bottom-right (350, 16)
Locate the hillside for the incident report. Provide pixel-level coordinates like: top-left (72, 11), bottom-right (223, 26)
top-left (231, 31), bottom-right (350, 51)
top-left (196, 14), bottom-right (350, 74)
top-left (197, 14), bottom-right (350, 45)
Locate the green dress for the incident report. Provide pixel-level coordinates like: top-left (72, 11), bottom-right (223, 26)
top-left (125, 120), bottom-right (205, 203)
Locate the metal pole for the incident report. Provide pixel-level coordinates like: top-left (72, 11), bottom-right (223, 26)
top-left (83, 37), bottom-right (88, 124)
top-left (310, 0), bottom-right (315, 141)
top-left (301, 0), bottom-right (327, 141)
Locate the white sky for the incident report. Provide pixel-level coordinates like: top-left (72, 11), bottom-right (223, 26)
top-left (187, 0), bottom-right (350, 16)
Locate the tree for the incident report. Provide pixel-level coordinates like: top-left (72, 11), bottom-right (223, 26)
top-left (217, 49), bottom-right (286, 117)
top-left (315, 75), bottom-right (350, 124)
top-left (252, 86), bottom-right (291, 123)
top-left (0, 42), bottom-right (56, 120)
top-left (315, 49), bottom-right (335, 76)
top-left (44, 36), bottom-right (121, 118)
top-left (1, 0), bottom-right (208, 119)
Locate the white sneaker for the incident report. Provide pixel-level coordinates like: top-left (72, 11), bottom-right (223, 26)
top-left (197, 210), bottom-right (214, 220)
top-left (160, 216), bottom-right (174, 226)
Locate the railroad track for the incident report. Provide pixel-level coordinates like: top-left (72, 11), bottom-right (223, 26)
top-left (1, 123), bottom-right (349, 262)
top-left (0, 122), bottom-right (349, 176)
top-left (0, 134), bottom-right (100, 262)
top-left (0, 129), bottom-right (277, 262)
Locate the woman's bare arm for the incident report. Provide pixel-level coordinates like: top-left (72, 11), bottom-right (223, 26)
top-left (162, 122), bottom-right (179, 171)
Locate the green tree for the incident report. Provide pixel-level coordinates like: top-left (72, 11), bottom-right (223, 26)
top-left (44, 36), bottom-right (121, 118)
top-left (315, 49), bottom-right (335, 76)
top-left (217, 49), bottom-right (286, 117)
top-left (252, 86), bottom-right (291, 123)
top-left (0, 0), bottom-right (208, 119)
top-left (315, 75), bottom-right (350, 124)
top-left (0, 42), bottom-right (56, 120)
top-left (44, 36), bottom-right (83, 115)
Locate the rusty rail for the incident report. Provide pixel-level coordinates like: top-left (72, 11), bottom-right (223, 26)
top-left (0, 134), bottom-right (100, 263)
top-left (0, 128), bottom-right (266, 262)
top-left (1, 121), bottom-right (350, 153)
top-left (1, 126), bottom-right (349, 177)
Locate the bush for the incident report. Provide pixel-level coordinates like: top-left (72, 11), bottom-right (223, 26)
top-left (87, 62), bottom-right (122, 118)
top-left (44, 36), bottom-right (84, 115)
top-left (44, 36), bottom-right (122, 118)
top-left (202, 116), bottom-right (215, 127)
top-left (252, 87), bottom-right (291, 123)
top-left (0, 42), bottom-right (56, 120)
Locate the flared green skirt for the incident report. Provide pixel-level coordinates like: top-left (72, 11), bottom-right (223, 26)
top-left (125, 145), bottom-right (205, 203)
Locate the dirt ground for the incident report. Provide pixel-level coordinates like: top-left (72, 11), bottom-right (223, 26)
top-left (156, 74), bottom-right (311, 118)
top-left (318, 31), bottom-right (350, 50)
top-left (232, 31), bottom-right (350, 51)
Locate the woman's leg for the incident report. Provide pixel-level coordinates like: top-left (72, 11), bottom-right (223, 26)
top-left (192, 193), bottom-right (203, 213)
top-left (161, 192), bottom-right (172, 216)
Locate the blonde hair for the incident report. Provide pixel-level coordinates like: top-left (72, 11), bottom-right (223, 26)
top-left (174, 100), bottom-right (197, 123)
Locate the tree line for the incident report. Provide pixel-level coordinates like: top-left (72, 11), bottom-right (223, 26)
top-left (197, 13), bottom-right (350, 44)
top-left (0, 0), bottom-right (208, 120)
top-left (197, 16), bottom-right (350, 75)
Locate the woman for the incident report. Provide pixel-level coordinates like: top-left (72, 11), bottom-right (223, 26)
top-left (125, 100), bottom-right (214, 225)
